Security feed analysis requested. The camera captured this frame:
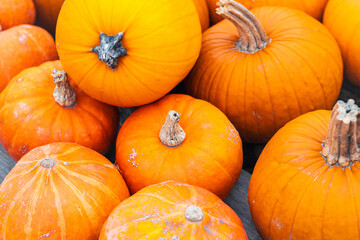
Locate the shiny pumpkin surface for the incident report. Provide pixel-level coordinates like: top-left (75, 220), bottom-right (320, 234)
top-left (248, 110), bottom-right (360, 239)
top-left (0, 60), bottom-right (119, 161)
top-left (207, 0), bottom-right (328, 24)
top-left (100, 181), bottom-right (248, 240)
top-left (0, 142), bottom-right (130, 240)
top-left (116, 94), bottom-right (243, 199)
top-left (56, 0), bottom-right (202, 107)
top-left (323, 0), bottom-right (360, 86)
top-left (0, 0), bottom-right (35, 30)
top-left (34, 0), bottom-right (65, 34)
top-left (186, 7), bottom-right (343, 143)
top-left (0, 24), bottom-right (58, 93)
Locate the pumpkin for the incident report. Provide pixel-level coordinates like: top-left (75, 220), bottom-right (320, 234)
top-left (323, 0), bottom-right (360, 86)
top-left (186, 0), bottom-right (343, 143)
top-left (100, 181), bottom-right (248, 239)
top-left (33, 0), bottom-right (65, 35)
top-left (248, 99), bottom-right (360, 239)
top-left (0, 0), bottom-right (36, 30)
top-left (56, 0), bottom-right (202, 107)
top-left (115, 94), bottom-right (243, 200)
top-left (0, 142), bottom-right (130, 240)
top-left (0, 24), bottom-right (58, 93)
top-left (207, 0), bottom-right (328, 24)
top-left (193, 0), bottom-right (210, 32)
top-left (0, 60), bottom-right (119, 161)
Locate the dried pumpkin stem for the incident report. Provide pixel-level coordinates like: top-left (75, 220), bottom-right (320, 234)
top-left (322, 99), bottom-right (360, 167)
top-left (185, 205), bottom-right (204, 222)
top-left (159, 110), bottom-right (186, 147)
top-left (52, 69), bottom-right (76, 107)
top-left (216, 0), bottom-right (270, 53)
top-left (92, 32), bottom-right (127, 71)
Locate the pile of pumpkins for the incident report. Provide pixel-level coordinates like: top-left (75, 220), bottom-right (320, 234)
top-left (0, 0), bottom-right (359, 239)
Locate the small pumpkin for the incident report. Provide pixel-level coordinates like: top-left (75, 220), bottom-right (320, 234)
top-left (207, 0), bottom-right (328, 24)
top-left (323, 0), bottom-right (360, 86)
top-left (248, 99), bottom-right (360, 239)
top-left (193, 0), bottom-right (210, 32)
top-left (186, 0), bottom-right (343, 143)
top-left (56, 0), bottom-right (202, 107)
top-left (33, 0), bottom-right (65, 35)
top-left (116, 94), bottom-right (243, 200)
top-left (0, 60), bottom-right (119, 161)
top-left (0, 142), bottom-right (130, 240)
top-left (0, 0), bottom-right (36, 30)
top-left (0, 24), bottom-right (58, 93)
top-left (100, 181), bottom-right (248, 239)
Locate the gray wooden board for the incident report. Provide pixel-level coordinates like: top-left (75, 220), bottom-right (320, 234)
top-left (0, 143), bottom-right (261, 239)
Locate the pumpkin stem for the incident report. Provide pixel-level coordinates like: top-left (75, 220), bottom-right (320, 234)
top-left (159, 110), bottom-right (186, 147)
top-left (322, 99), bottom-right (360, 167)
top-left (185, 205), bottom-right (204, 222)
top-left (216, 0), bottom-right (270, 53)
top-left (52, 69), bottom-right (76, 108)
top-left (92, 32), bottom-right (127, 71)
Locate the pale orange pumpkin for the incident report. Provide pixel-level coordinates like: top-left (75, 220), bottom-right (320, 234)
top-left (0, 142), bottom-right (130, 240)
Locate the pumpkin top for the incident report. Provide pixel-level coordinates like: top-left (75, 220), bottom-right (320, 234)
top-left (322, 99), bottom-right (359, 167)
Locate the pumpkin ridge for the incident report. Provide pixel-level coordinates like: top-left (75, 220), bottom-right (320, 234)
top-left (49, 174), bottom-right (67, 240)
top-left (344, 169), bottom-right (360, 239)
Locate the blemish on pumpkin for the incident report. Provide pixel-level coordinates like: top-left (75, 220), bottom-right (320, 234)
top-left (220, 220), bottom-right (225, 224)
top-left (63, 161), bottom-right (69, 166)
top-left (19, 145), bottom-right (28, 154)
top-left (127, 148), bottom-right (139, 167)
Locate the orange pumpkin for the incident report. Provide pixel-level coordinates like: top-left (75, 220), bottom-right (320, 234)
top-left (0, 142), bottom-right (130, 240)
top-left (100, 181), bottom-right (248, 239)
top-left (33, 0), bottom-right (65, 35)
top-left (186, 0), bottom-right (343, 143)
top-left (0, 24), bottom-right (58, 93)
top-left (207, 0), bottom-right (328, 24)
top-left (0, 0), bottom-right (36, 30)
top-left (56, 0), bottom-right (202, 107)
top-left (193, 0), bottom-right (210, 32)
top-left (116, 94), bottom-right (243, 200)
top-left (248, 99), bottom-right (360, 239)
top-left (323, 0), bottom-right (360, 86)
top-left (0, 60), bottom-right (119, 161)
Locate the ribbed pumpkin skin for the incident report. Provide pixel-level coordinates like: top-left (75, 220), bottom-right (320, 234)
top-left (116, 94), bottom-right (243, 200)
top-left (248, 110), bottom-right (360, 239)
top-left (56, 0), bottom-right (202, 107)
top-left (0, 61), bottom-right (119, 161)
top-left (193, 0), bottom-right (210, 32)
top-left (207, 0), bottom-right (328, 24)
top-left (0, 25), bottom-right (58, 93)
top-left (323, 0), bottom-right (360, 86)
top-left (34, 0), bottom-right (65, 34)
top-left (0, 142), bottom-right (130, 240)
top-left (186, 7), bottom-right (343, 143)
top-left (0, 0), bottom-right (36, 30)
top-left (100, 181), bottom-right (248, 240)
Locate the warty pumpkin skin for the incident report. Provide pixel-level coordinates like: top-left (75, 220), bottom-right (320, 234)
top-left (33, 0), bottom-right (65, 35)
top-left (323, 0), bottom-right (360, 86)
top-left (248, 99), bottom-right (360, 239)
top-left (193, 0), bottom-right (210, 32)
top-left (0, 0), bottom-right (36, 30)
top-left (100, 181), bottom-right (248, 240)
top-left (186, 1), bottom-right (343, 143)
top-left (0, 24), bottom-right (58, 93)
top-left (115, 94), bottom-right (243, 200)
top-left (56, 0), bottom-right (202, 107)
top-left (206, 0), bottom-right (328, 24)
top-left (0, 60), bottom-right (119, 161)
top-left (0, 142), bottom-right (130, 240)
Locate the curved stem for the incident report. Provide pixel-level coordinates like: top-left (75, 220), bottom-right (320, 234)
top-left (159, 110), bottom-right (186, 147)
top-left (322, 99), bottom-right (360, 167)
top-left (52, 69), bottom-right (76, 108)
top-left (216, 0), bottom-right (270, 53)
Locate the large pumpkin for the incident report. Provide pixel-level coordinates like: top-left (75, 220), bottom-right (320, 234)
top-left (0, 60), bottom-right (119, 161)
top-left (33, 0), bottom-right (65, 35)
top-left (0, 0), bottom-right (35, 30)
top-left (116, 94), bottom-right (243, 199)
top-left (186, 0), bottom-right (343, 143)
top-left (0, 24), bottom-right (58, 93)
top-left (323, 0), bottom-right (360, 86)
top-left (0, 142), bottom-right (130, 240)
top-left (207, 0), bottom-right (328, 24)
top-left (100, 181), bottom-right (248, 239)
top-left (248, 99), bottom-right (360, 239)
top-left (56, 0), bottom-right (202, 107)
